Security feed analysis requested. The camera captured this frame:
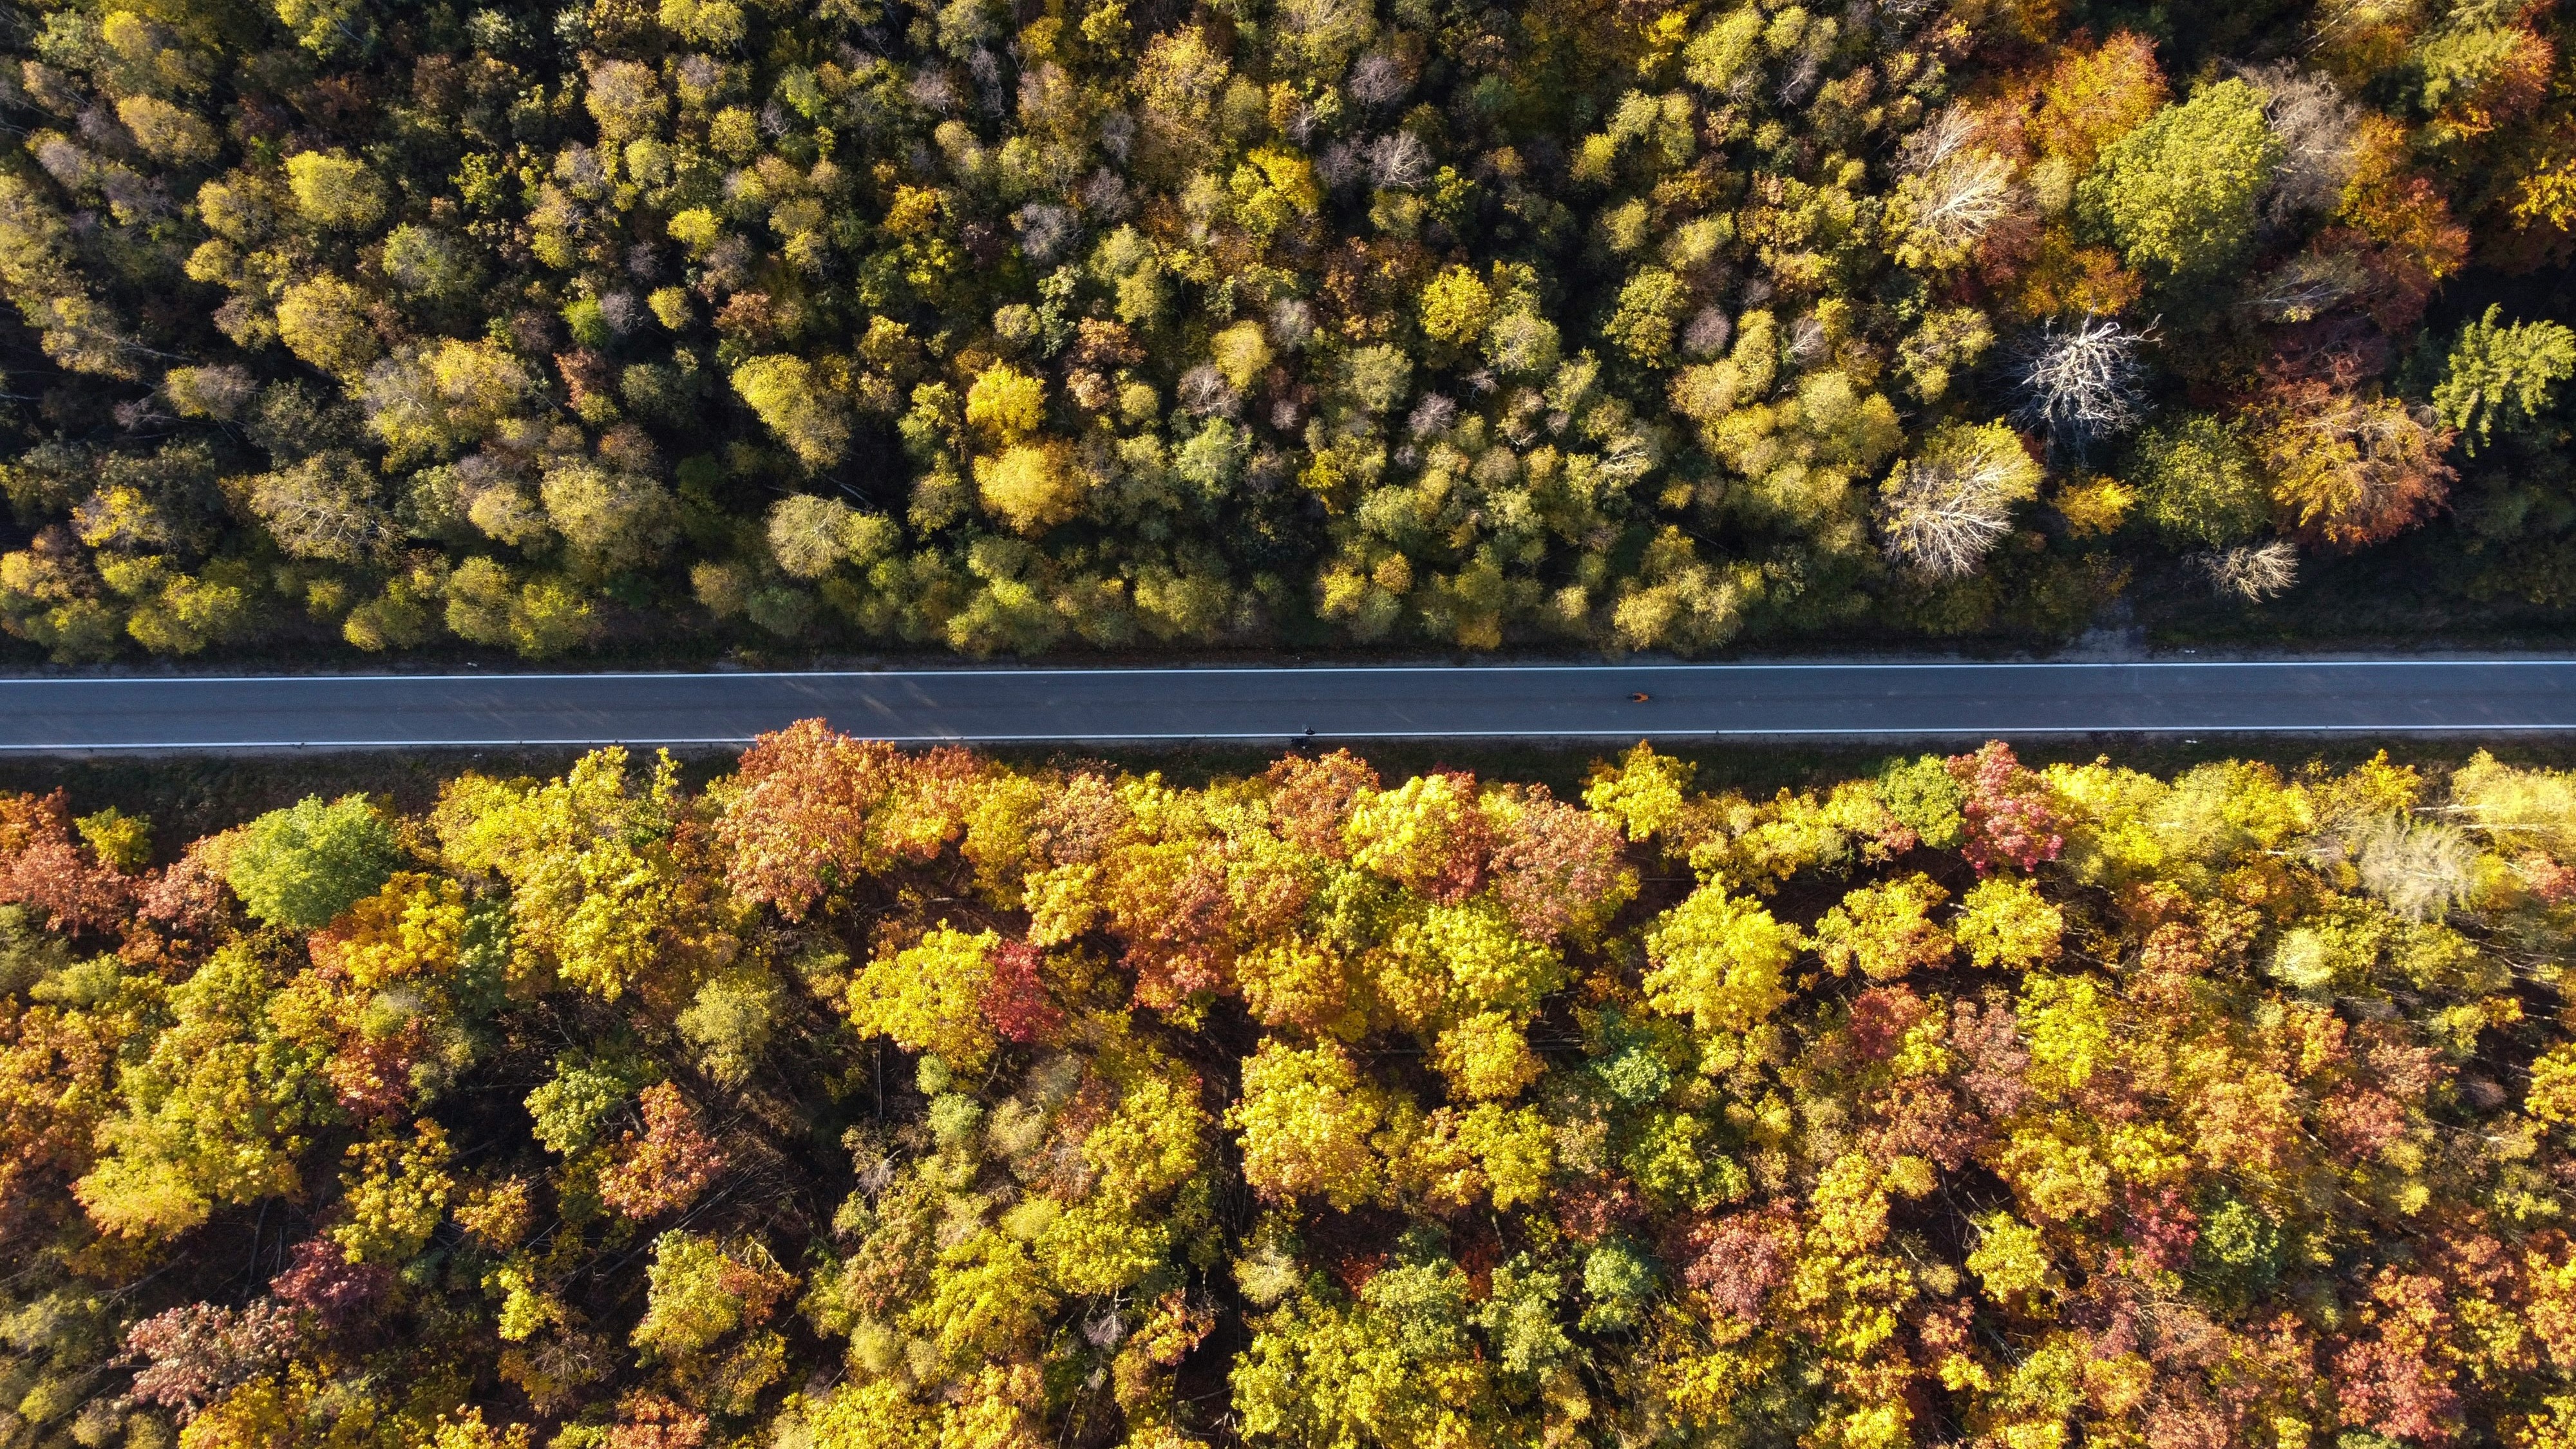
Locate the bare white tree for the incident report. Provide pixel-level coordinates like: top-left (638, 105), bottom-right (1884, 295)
top-left (2306, 0), bottom-right (2396, 48)
top-left (2243, 249), bottom-right (2367, 324)
top-left (1897, 105), bottom-right (1980, 171)
top-left (162, 363), bottom-right (257, 420)
top-left (2356, 813), bottom-right (2476, 920)
top-left (1911, 152), bottom-right (2015, 246)
top-left (1347, 52), bottom-right (1408, 109)
top-left (1079, 167), bottom-right (1131, 219)
top-left (768, 493), bottom-right (857, 579)
top-left (1681, 306), bottom-right (1734, 358)
top-left (1776, 52), bottom-right (1822, 107)
top-left (1406, 393), bottom-right (1457, 439)
top-left (598, 290), bottom-right (644, 334)
top-left (1012, 202), bottom-right (1078, 263)
top-left (1892, 108), bottom-right (2018, 267)
top-left (1875, 422), bottom-right (2042, 579)
top-left (1097, 111), bottom-right (1136, 163)
top-left (906, 66), bottom-right (960, 113)
top-left (1786, 313), bottom-right (1830, 366)
top-left (1316, 140), bottom-right (1365, 190)
top-left (2012, 315), bottom-right (2151, 453)
top-left (2246, 64), bottom-right (2362, 225)
top-left (2194, 539), bottom-right (2300, 600)
top-left (1178, 364), bottom-right (1240, 419)
top-left (1367, 132), bottom-right (1432, 189)
top-left (247, 452), bottom-right (389, 565)
top-left (1269, 298), bottom-right (1316, 350)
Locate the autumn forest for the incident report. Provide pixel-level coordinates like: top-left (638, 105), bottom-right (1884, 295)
top-left (8, 0), bottom-right (2576, 1437)
top-left (0, 730), bottom-right (2565, 1448)
top-left (2, 0), bottom-right (2576, 657)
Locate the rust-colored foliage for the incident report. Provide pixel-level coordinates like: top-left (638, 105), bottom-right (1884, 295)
top-left (607, 1394), bottom-right (710, 1449)
top-left (269, 1238), bottom-right (390, 1330)
top-left (715, 721), bottom-right (909, 921)
top-left (1265, 750), bottom-right (1381, 859)
top-left (1486, 784), bottom-right (1633, 945)
top-left (981, 940), bottom-right (1066, 1045)
top-left (2018, 30), bottom-right (2170, 169)
top-left (2257, 360), bottom-right (2458, 551)
top-left (0, 790), bottom-right (133, 935)
top-left (598, 1083), bottom-right (727, 1220)
top-left (123, 1302), bottom-right (297, 1420)
top-left (2, 734), bottom-right (2571, 1449)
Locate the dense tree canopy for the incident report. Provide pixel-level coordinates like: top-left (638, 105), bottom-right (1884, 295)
top-left (0, 728), bottom-right (2571, 1446)
top-left (0, 0), bottom-right (2569, 656)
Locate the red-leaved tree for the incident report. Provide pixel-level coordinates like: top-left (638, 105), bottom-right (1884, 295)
top-left (599, 1083), bottom-right (727, 1219)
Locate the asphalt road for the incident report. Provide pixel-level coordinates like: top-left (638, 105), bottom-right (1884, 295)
top-left (0, 659), bottom-right (2573, 750)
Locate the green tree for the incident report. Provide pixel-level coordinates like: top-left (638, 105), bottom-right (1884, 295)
top-left (848, 925), bottom-right (1005, 1073)
top-left (74, 943), bottom-right (333, 1238)
top-left (526, 1058), bottom-right (631, 1154)
top-left (634, 1231), bottom-right (793, 1362)
top-left (2127, 413), bottom-right (2270, 546)
top-left (1605, 267), bottom-right (1689, 367)
top-left (1228, 1037), bottom-right (1390, 1209)
top-left (1953, 876), bottom-right (2064, 969)
top-left (2434, 305), bottom-right (2576, 453)
top-left (433, 748), bottom-right (683, 1000)
top-left (1419, 267), bottom-right (1493, 347)
top-left (275, 274), bottom-right (381, 378)
top-left (330, 1119), bottom-right (456, 1263)
top-left (1812, 873), bottom-right (1953, 981)
top-left (769, 495), bottom-right (898, 580)
top-left (677, 965), bottom-right (782, 1088)
top-left (540, 462), bottom-right (675, 576)
top-left (380, 225), bottom-right (480, 301)
top-left (1877, 754), bottom-right (1966, 849)
top-left (1233, 1244), bottom-right (1500, 1449)
top-left (225, 794), bottom-right (402, 929)
top-left (2076, 79), bottom-right (2278, 289)
top-left (73, 806), bottom-right (149, 872)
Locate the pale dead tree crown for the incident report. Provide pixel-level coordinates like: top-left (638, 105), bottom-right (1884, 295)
top-left (2243, 64), bottom-right (2362, 224)
top-left (1877, 428), bottom-right (2036, 580)
top-left (2244, 250), bottom-right (2367, 325)
top-left (2194, 538), bottom-right (2300, 600)
top-left (2012, 314), bottom-right (2153, 455)
top-left (2356, 813), bottom-right (2476, 921)
top-left (1897, 106), bottom-right (1981, 173)
top-left (1895, 108), bottom-right (2018, 257)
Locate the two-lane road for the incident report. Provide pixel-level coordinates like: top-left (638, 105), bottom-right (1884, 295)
top-left (0, 659), bottom-right (2573, 750)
